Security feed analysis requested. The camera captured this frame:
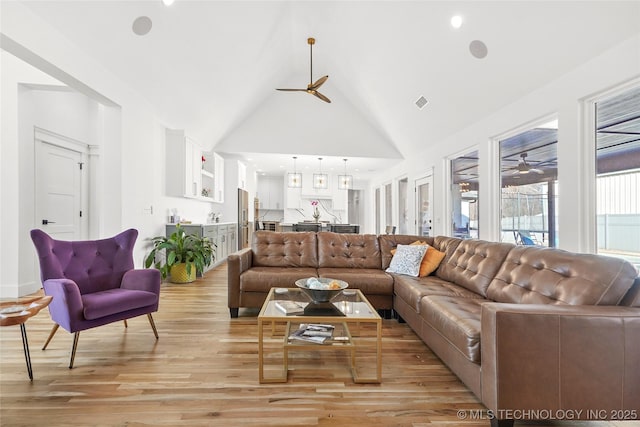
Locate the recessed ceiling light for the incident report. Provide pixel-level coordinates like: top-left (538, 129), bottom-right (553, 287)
top-left (451, 15), bottom-right (463, 29)
top-left (162, 0), bottom-right (175, 6)
top-left (132, 16), bottom-right (152, 36)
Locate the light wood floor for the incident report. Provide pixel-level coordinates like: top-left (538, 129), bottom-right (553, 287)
top-left (1, 263), bottom-right (638, 427)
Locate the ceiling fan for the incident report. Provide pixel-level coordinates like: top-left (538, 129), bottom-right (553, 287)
top-left (512, 153), bottom-right (544, 175)
top-left (276, 37), bottom-right (331, 103)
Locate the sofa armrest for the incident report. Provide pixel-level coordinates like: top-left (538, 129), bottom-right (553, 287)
top-left (42, 278), bottom-right (84, 332)
top-left (481, 303), bottom-right (640, 420)
top-left (227, 248), bottom-right (253, 316)
top-left (121, 269), bottom-right (161, 296)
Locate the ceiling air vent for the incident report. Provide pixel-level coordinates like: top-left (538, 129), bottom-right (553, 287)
top-left (415, 96), bottom-right (428, 110)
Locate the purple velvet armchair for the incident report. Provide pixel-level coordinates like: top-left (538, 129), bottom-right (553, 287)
top-left (30, 228), bottom-right (161, 368)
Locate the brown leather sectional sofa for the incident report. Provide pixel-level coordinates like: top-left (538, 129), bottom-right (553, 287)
top-left (227, 231), bottom-right (640, 426)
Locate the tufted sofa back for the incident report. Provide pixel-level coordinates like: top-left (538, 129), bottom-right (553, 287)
top-left (317, 232), bottom-right (381, 268)
top-left (252, 231), bottom-right (318, 268)
top-left (487, 246), bottom-right (638, 305)
top-left (31, 229), bottom-right (137, 295)
top-left (436, 239), bottom-right (515, 297)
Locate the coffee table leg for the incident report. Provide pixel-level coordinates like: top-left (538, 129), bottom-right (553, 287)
top-left (20, 324), bottom-right (33, 381)
top-left (376, 320), bottom-right (382, 382)
top-left (258, 319), bottom-right (288, 383)
top-left (258, 319), bottom-right (264, 382)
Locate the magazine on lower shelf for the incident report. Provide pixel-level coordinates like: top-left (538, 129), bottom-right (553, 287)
top-left (288, 323), bottom-right (335, 344)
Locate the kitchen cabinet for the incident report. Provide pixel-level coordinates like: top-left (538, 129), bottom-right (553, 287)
top-left (166, 129), bottom-right (224, 203)
top-left (257, 175), bottom-right (283, 210)
top-left (237, 161), bottom-right (247, 190)
top-left (202, 152), bottom-right (224, 203)
top-left (166, 129), bottom-right (202, 199)
top-left (165, 223), bottom-right (237, 271)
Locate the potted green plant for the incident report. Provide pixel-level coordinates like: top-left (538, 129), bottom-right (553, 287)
top-left (145, 224), bottom-right (215, 283)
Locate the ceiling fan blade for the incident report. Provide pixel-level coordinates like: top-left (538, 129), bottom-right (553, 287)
top-left (276, 88), bottom-right (307, 91)
top-left (313, 91), bottom-right (331, 103)
top-left (308, 75), bottom-right (328, 91)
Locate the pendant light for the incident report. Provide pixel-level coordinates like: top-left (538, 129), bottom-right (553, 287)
top-left (338, 158), bottom-right (353, 190)
top-left (287, 156), bottom-right (302, 188)
top-left (313, 157), bottom-right (328, 189)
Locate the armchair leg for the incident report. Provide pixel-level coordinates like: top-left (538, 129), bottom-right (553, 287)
top-left (147, 314), bottom-right (159, 339)
top-left (69, 332), bottom-right (80, 369)
top-left (124, 319), bottom-right (128, 328)
top-left (42, 324), bottom-right (60, 350)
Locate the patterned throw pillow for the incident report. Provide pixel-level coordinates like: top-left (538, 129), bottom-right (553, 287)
top-left (385, 244), bottom-right (428, 277)
top-left (390, 241), bottom-right (446, 276)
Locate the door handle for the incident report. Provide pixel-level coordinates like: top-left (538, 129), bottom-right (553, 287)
top-left (42, 219), bottom-right (56, 225)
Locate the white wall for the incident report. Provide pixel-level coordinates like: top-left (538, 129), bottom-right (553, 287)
top-left (368, 34), bottom-right (640, 254)
top-left (17, 84), bottom-right (97, 296)
top-left (1, 51), bottom-right (62, 297)
top-left (0, 4), bottom-right (221, 296)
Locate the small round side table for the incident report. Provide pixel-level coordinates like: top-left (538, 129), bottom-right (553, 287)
top-left (0, 295), bottom-right (53, 380)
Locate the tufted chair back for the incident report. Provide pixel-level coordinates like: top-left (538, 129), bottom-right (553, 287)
top-left (487, 246), bottom-right (638, 305)
top-left (31, 229), bottom-right (137, 295)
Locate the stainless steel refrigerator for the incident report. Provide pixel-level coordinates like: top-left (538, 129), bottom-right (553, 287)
top-left (238, 188), bottom-right (249, 249)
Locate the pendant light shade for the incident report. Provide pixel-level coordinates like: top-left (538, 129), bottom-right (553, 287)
top-left (313, 157), bottom-right (328, 189)
top-left (287, 156), bottom-right (302, 188)
top-left (338, 158), bottom-right (353, 189)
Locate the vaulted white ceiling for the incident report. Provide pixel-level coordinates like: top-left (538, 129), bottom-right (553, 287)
top-left (13, 0), bottom-right (640, 176)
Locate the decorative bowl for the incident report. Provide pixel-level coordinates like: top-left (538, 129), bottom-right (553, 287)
top-left (295, 277), bottom-right (349, 303)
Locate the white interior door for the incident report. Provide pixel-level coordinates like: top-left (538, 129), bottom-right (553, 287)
top-left (35, 140), bottom-right (84, 240)
top-left (415, 175), bottom-right (433, 236)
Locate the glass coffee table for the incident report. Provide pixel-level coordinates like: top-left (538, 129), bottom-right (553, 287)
top-left (258, 287), bottom-right (382, 384)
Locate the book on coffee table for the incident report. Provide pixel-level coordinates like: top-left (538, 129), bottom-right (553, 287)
top-left (275, 300), bottom-right (305, 315)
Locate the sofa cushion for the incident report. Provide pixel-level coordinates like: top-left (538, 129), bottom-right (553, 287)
top-left (317, 232), bottom-right (382, 269)
top-left (486, 246), bottom-right (638, 305)
top-left (240, 267), bottom-right (318, 292)
top-left (318, 268), bottom-right (394, 295)
top-left (252, 231), bottom-right (318, 268)
top-left (386, 244), bottom-right (428, 277)
top-left (621, 277), bottom-right (640, 307)
top-left (82, 289), bottom-right (158, 320)
top-left (394, 274), bottom-right (484, 313)
top-left (436, 239), bottom-right (514, 297)
top-left (421, 295), bottom-right (488, 364)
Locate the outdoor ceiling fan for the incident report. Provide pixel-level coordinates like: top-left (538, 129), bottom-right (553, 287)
top-left (276, 37), bottom-right (331, 103)
top-left (512, 153), bottom-right (544, 175)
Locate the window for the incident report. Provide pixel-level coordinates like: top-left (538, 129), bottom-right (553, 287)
top-left (451, 151), bottom-right (479, 239)
top-left (415, 175), bottom-right (433, 237)
top-left (499, 120), bottom-right (558, 247)
top-left (398, 178), bottom-right (409, 234)
top-left (595, 85), bottom-right (640, 269)
top-left (375, 187), bottom-right (380, 234)
top-left (384, 183), bottom-right (393, 233)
